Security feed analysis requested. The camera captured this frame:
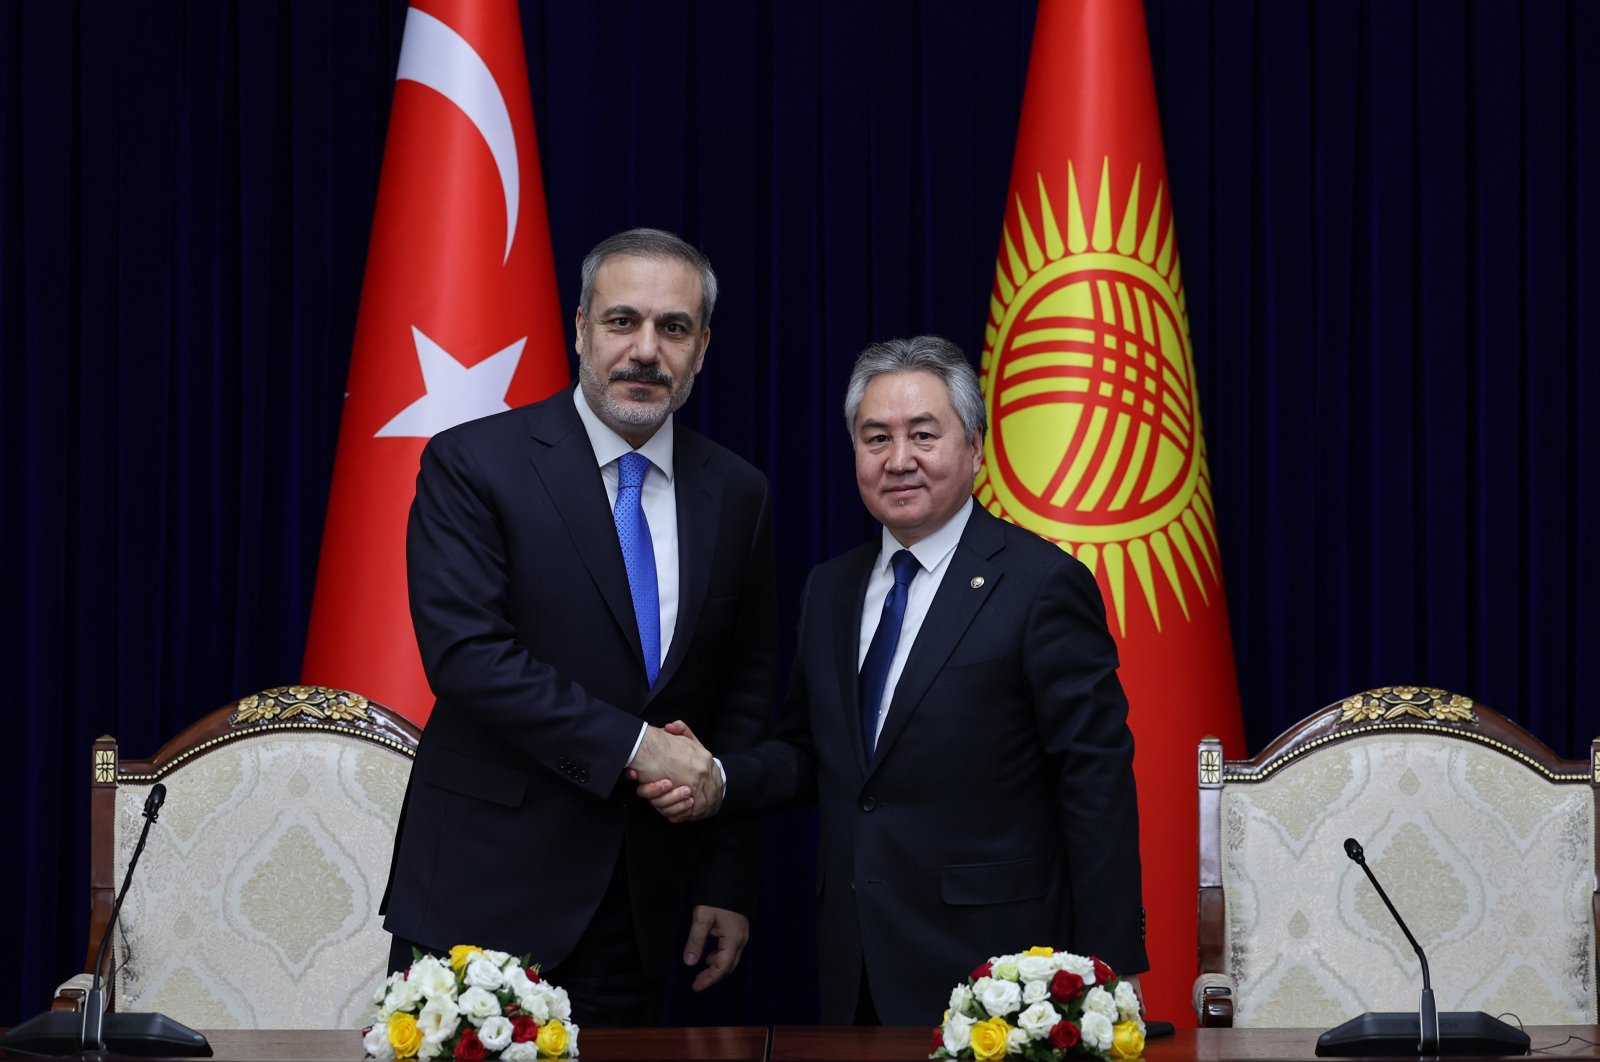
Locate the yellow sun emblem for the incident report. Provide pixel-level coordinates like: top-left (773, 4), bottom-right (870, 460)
top-left (975, 158), bottom-right (1221, 635)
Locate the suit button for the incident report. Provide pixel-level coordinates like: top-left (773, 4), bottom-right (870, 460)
top-left (860, 795), bottom-right (876, 812)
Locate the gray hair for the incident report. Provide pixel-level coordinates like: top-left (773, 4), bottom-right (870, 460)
top-left (843, 335), bottom-right (987, 441)
top-left (578, 228), bottom-right (718, 328)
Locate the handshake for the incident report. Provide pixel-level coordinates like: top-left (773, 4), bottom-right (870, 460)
top-left (627, 721), bottom-right (720, 823)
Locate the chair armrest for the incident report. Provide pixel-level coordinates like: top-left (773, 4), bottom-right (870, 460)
top-left (52, 973), bottom-right (100, 1013)
top-left (1192, 972), bottom-right (1235, 1027)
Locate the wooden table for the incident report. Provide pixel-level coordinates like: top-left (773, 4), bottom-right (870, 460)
top-left (6, 1024), bottom-right (1597, 1060)
top-left (768, 1024), bottom-right (1600, 1060)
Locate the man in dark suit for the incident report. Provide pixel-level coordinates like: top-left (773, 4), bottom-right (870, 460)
top-left (382, 228), bottom-right (774, 1027)
top-left (644, 335), bottom-right (1146, 1025)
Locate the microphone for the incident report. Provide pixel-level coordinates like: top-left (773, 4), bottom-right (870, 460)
top-left (0, 782), bottom-right (210, 1057)
top-left (1315, 837), bottom-right (1529, 1057)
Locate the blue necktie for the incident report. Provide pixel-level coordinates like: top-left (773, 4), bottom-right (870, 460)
top-left (614, 452), bottom-right (660, 685)
top-left (859, 549), bottom-right (919, 757)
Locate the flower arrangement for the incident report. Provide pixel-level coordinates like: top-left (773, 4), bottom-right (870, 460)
top-left (930, 947), bottom-right (1145, 1062)
top-left (363, 945), bottom-right (579, 1061)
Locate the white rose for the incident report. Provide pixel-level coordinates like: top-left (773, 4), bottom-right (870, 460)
top-left (974, 976), bottom-right (1022, 1017)
top-left (464, 957), bottom-right (507, 992)
top-left (517, 986), bottom-right (550, 1023)
top-left (546, 986), bottom-right (573, 1023)
top-left (1016, 955), bottom-right (1055, 985)
top-left (384, 976), bottom-right (424, 1016)
top-left (1080, 1011), bottom-right (1114, 1052)
top-left (1082, 986), bottom-right (1116, 1020)
top-left (409, 957), bottom-right (456, 1001)
top-left (415, 1037), bottom-right (445, 1062)
top-left (1114, 980), bottom-right (1141, 1022)
top-left (503, 967), bottom-right (532, 998)
top-left (1059, 953), bottom-right (1096, 984)
top-left (941, 1012), bottom-right (974, 1053)
top-left (416, 996), bottom-right (460, 1043)
top-left (1006, 1027), bottom-right (1032, 1053)
top-left (481, 949), bottom-right (513, 968)
top-left (1015, 1001), bottom-right (1060, 1038)
top-left (456, 986), bottom-right (500, 1025)
top-left (501, 1043), bottom-right (540, 1062)
top-left (478, 1015), bottom-right (513, 1052)
top-left (566, 1025), bottom-right (580, 1057)
top-left (1021, 979), bottom-right (1048, 1006)
top-left (992, 959), bottom-right (1020, 982)
top-left (948, 985), bottom-right (974, 1016)
top-left (362, 1024), bottom-right (396, 1060)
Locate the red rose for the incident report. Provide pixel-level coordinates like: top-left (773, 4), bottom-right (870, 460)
top-left (1050, 970), bottom-right (1085, 1000)
top-left (526, 967), bottom-right (542, 983)
top-left (453, 1028), bottom-right (487, 1062)
top-left (511, 1015), bottom-right (540, 1043)
top-left (1050, 1021), bottom-right (1081, 1050)
top-left (1093, 957), bottom-right (1115, 983)
top-left (930, 1026), bottom-right (944, 1050)
top-left (971, 961), bottom-right (993, 981)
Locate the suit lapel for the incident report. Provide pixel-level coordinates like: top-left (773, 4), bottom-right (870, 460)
top-left (652, 432), bottom-right (719, 703)
top-left (523, 396), bottom-right (643, 680)
top-left (867, 509), bottom-right (1003, 773)
top-left (832, 544), bottom-right (877, 776)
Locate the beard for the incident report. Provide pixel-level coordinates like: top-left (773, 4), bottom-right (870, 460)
top-left (578, 353), bottom-right (696, 435)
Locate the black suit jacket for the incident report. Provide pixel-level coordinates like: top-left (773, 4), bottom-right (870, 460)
top-left (722, 504), bottom-right (1146, 1024)
top-left (382, 389), bottom-right (775, 976)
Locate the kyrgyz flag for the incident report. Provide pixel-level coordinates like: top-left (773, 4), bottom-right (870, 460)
top-left (974, 0), bottom-right (1246, 1024)
top-left (302, 0), bottom-right (567, 724)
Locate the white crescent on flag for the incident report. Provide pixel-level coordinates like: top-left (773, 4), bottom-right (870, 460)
top-left (396, 6), bottom-right (520, 263)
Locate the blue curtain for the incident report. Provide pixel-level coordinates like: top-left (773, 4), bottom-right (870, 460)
top-left (3, 0), bottom-right (1594, 1028)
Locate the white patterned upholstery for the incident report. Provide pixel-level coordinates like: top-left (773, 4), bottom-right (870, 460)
top-left (82, 690), bottom-right (415, 1030)
top-left (1196, 689), bottom-right (1599, 1028)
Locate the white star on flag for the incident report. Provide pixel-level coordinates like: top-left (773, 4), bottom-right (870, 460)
top-left (375, 326), bottom-right (526, 438)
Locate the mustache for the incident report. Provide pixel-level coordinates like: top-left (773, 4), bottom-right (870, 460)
top-left (609, 365), bottom-right (673, 387)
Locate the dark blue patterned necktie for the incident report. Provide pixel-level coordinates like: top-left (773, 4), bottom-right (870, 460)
top-left (614, 452), bottom-right (660, 685)
top-left (858, 549), bottom-right (919, 757)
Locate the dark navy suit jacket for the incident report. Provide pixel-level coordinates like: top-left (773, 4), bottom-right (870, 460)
top-left (722, 504), bottom-right (1146, 1024)
top-left (383, 389), bottom-right (775, 976)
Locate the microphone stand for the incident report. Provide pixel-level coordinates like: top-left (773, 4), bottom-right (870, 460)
top-left (1343, 839), bottom-right (1439, 1054)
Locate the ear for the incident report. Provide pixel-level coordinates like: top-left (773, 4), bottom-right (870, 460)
top-left (691, 326), bottom-right (711, 374)
top-left (968, 430), bottom-right (985, 476)
top-left (573, 307), bottom-right (587, 355)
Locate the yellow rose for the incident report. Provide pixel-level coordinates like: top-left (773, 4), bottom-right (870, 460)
top-left (970, 1017), bottom-right (1011, 1061)
top-left (387, 1013), bottom-right (422, 1059)
top-left (536, 1019), bottom-right (570, 1058)
top-left (1024, 946), bottom-right (1054, 957)
top-left (1110, 1021), bottom-right (1145, 1060)
top-left (448, 944), bottom-right (483, 973)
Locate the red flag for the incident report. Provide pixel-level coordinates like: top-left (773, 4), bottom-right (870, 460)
top-left (974, 0), bottom-right (1246, 1024)
top-left (302, 0), bottom-right (567, 724)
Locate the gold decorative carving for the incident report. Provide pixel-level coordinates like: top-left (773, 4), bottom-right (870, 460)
top-left (1337, 686), bottom-right (1476, 727)
top-left (1200, 748), bottom-right (1222, 785)
top-left (232, 686), bottom-right (372, 727)
top-left (94, 748), bottom-right (116, 784)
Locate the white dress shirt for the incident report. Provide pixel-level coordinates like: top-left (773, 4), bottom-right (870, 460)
top-left (857, 497), bottom-right (974, 744)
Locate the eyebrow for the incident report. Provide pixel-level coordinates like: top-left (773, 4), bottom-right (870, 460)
top-left (597, 304), bottom-right (699, 329)
top-left (858, 412), bottom-right (941, 432)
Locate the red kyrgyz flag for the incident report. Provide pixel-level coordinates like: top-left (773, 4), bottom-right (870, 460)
top-left (974, 0), bottom-right (1246, 1024)
top-left (302, 0), bottom-right (567, 724)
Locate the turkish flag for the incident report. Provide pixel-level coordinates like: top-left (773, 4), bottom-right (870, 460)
top-left (973, 0), bottom-right (1247, 1024)
top-left (301, 0), bottom-right (567, 725)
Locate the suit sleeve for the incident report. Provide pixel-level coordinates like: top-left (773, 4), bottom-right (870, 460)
top-left (717, 567), bottom-right (821, 821)
top-left (687, 479), bottom-right (780, 913)
top-left (407, 430), bottom-right (642, 798)
top-left (1026, 554), bottom-right (1149, 975)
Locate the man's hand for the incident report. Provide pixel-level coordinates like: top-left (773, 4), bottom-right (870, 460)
top-left (629, 723), bottom-right (722, 818)
top-left (683, 905), bottom-right (749, 992)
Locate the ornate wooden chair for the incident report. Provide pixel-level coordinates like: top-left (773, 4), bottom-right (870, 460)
top-left (54, 686), bottom-right (418, 1029)
top-left (1194, 686), bottom-right (1598, 1028)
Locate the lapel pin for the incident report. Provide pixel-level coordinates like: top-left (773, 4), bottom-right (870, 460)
top-left (970, 576), bottom-right (984, 589)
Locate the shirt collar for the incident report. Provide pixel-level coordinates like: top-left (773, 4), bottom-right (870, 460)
top-left (878, 496), bottom-right (973, 573)
top-left (573, 385), bottom-right (675, 479)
